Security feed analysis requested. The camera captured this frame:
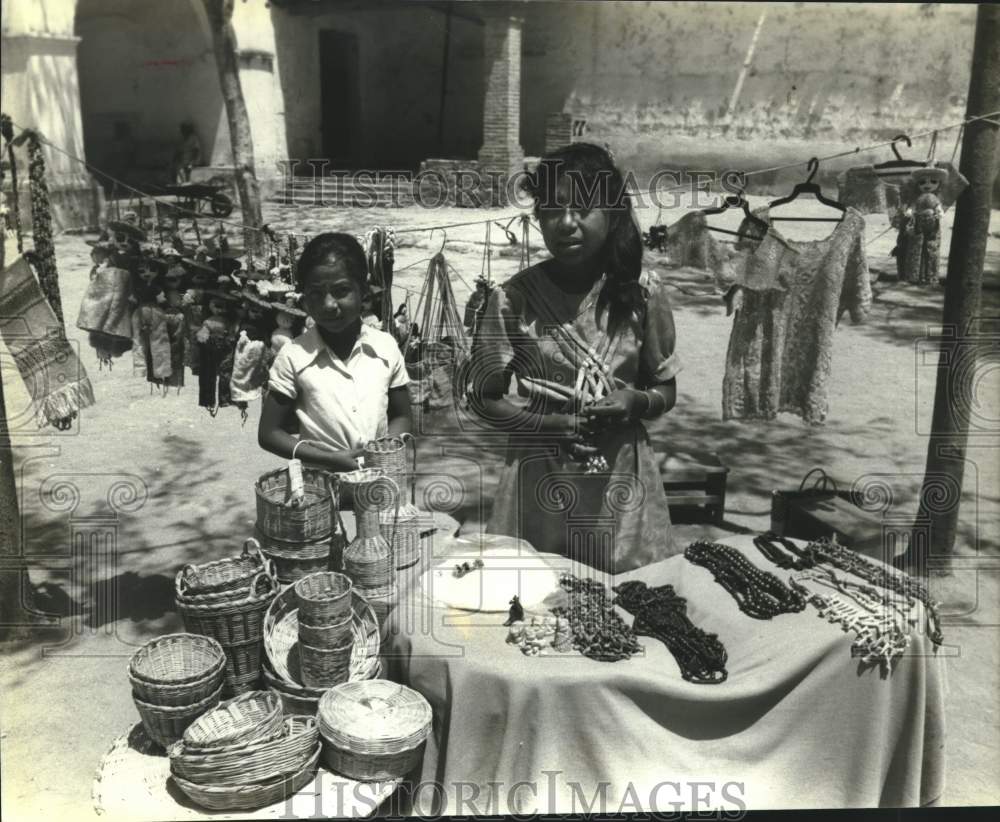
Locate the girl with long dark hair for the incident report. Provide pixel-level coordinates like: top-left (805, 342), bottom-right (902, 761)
top-left (469, 143), bottom-right (681, 572)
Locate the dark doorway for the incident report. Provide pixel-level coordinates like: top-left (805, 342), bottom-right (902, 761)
top-left (319, 30), bottom-right (360, 168)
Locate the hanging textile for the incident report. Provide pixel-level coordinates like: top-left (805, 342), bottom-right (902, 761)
top-left (76, 256), bottom-right (134, 366)
top-left (722, 207), bottom-right (871, 425)
top-left (643, 211), bottom-right (741, 289)
top-left (22, 130), bottom-right (65, 327)
top-left (0, 256), bottom-right (96, 429)
top-left (408, 252), bottom-right (470, 410)
top-left (835, 165), bottom-right (902, 215)
top-left (363, 227), bottom-right (395, 327)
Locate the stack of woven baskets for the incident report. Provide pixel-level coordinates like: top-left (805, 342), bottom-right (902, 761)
top-left (295, 572), bottom-right (355, 688)
top-left (362, 434), bottom-right (421, 573)
top-left (262, 574), bottom-right (382, 716)
top-left (175, 542), bottom-right (279, 696)
top-left (317, 680), bottom-right (432, 782)
top-left (129, 634), bottom-right (226, 749)
top-left (255, 457), bottom-right (345, 584)
top-left (167, 691), bottom-right (321, 811)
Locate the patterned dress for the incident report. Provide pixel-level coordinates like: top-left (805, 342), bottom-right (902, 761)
top-left (470, 261), bottom-right (683, 573)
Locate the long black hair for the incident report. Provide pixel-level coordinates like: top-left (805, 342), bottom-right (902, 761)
top-left (521, 142), bottom-right (646, 333)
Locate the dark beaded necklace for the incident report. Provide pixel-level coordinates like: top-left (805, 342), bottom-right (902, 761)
top-left (753, 532), bottom-right (816, 571)
top-left (551, 573), bottom-right (642, 662)
top-left (803, 537), bottom-right (943, 646)
top-left (613, 579), bottom-right (728, 684)
top-left (684, 541), bottom-right (807, 619)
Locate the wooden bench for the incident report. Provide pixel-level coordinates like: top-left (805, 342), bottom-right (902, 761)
top-left (657, 450), bottom-right (729, 525)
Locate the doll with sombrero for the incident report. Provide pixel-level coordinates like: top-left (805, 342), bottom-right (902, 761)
top-left (156, 246), bottom-right (189, 389)
top-left (130, 247), bottom-right (174, 385)
top-left (229, 289), bottom-right (276, 415)
top-left (77, 229), bottom-right (134, 366)
top-left (267, 291), bottom-right (307, 355)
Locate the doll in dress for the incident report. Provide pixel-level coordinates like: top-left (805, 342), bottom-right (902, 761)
top-left (894, 167), bottom-right (947, 286)
top-left (131, 253), bottom-right (172, 384)
top-left (159, 253), bottom-right (188, 388)
top-left (196, 292), bottom-right (238, 413)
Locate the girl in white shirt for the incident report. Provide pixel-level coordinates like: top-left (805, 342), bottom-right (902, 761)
top-left (258, 233), bottom-right (411, 472)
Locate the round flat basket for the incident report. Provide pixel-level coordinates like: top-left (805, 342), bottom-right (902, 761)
top-left (128, 634), bottom-right (226, 706)
top-left (264, 586), bottom-right (379, 688)
top-left (133, 683), bottom-right (224, 749)
top-left (182, 690), bottom-right (283, 750)
top-left (177, 540), bottom-right (269, 597)
top-left (171, 749), bottom-right (320, 812)
top-left (255, 466), bottom-right (333, 543)
top-left (317, 681), bottom-right (431, 782)
top-left (169, 715), bottom-right (319, 787)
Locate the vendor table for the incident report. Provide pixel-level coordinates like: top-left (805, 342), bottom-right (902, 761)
top-left (384, 534), bottom-right (946, 814)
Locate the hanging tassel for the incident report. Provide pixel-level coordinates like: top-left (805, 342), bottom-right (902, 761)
top-left (24, 131), bottom-right (64, 326)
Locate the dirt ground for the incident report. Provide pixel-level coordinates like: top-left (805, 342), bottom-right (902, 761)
top-left (1, 192), bottom-right (998, 819)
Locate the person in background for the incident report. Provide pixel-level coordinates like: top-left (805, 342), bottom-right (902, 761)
top-left (258, 233), bottom-right (411, 473)
top-left (468, 142), bottom-right (682, 574)
top-left (173, 122), bottom-right (202, 183)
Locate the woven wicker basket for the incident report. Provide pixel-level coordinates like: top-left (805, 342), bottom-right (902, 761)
top-left (264, 586), bottom-right (379, 688)
top-left (219, 636), bottom-right (264, 697)
top-left (294, 571), bottom-right (353, 625)
top-left (171, 749), bottom-right (320, 812)
top-left (254, 528), bottom-right (344, 583)
top-left (361, 434), bottom-right (416, 506)
top-left (264, 659), bottom-right (383, 717)
top-left (133, 683), bottom-right (224, 749)
top-left (177, 540), bottom-right (269, 597)
top-left (255, 460), bottom-right (335, 543)
top-left (299, 636), bottom-right (354, 688)
top-left (182, 690), bottom-right (283, 749)
top-left (317, 681), bottom-right (431, 781)
top-left (177, 571), bottom-right (278, 646)
top-left (168, 715), bottom-right (319, 787)
top-left (128, 634), bottom-right (226, 707)
top-left (297, 612), bottom-right (352, 648)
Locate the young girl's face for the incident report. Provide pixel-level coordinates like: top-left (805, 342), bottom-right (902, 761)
top-left (537, 175), bottom-right (610, 269)
top-left (300, 256), bottom-right (363, 334)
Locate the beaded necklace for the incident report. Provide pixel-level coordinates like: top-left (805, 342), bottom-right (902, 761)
top-left (613, 579), bottom-right (728, 684)
top-left (684, 541), bottom-right (807, 619)
top-left (753, 532), bottom-right (815, 571)
top-left (788, 568), bottom-right (913, 674)
top-left (550, 573), bottom-right (642, 662)
top-left (802, 537), bottom-right (943, 646)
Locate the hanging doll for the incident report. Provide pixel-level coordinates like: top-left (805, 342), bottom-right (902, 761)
top-left (269, 293), bottom-right (305, 355)
top-left (195, 290), bottom-right (238, 414)
top-left (896, 167), bottom-right (947, 286)
top-left (76, 232), bottom-right (134, 366)
top-left (180, 249), bottom-right (216, 375)
top-left (158, 249), bottom-right (188, 389)
top-left (230, 294), bottom-right (274, 417)
top-left (130, 249), bottom-right (173, 385)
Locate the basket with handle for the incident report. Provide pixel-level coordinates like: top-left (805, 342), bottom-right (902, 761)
top-left (133, 683), bottom-right (224, 749)
top-left (170, 749), bottom-right (320, 812)
top-left (128, 634), bottom-right (227, 707)
top-left (264, 585), bottom-right (380, 688)
top-left (168, 715), bottom-right (320, 787)
top-left (176, 570), bottom-right (278, 646)
top-left (182, 690), bottom-right (283, 750)
top-left (255, 440), bottom-right (340, 542)
top-left (340, 469), bottom-right (398, 588)
top-left (177, 540), bottom-right (270, 598)
top-left (294, 571), bottom-right (353, 626)
top-left (317, 681), bottom-right (432, 781)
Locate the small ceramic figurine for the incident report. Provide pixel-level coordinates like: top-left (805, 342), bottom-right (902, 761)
top-left (504, 595), bottom-right (525, 627)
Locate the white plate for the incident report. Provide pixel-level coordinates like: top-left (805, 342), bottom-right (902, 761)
top-left (419, 543), bottom-right (561, 612)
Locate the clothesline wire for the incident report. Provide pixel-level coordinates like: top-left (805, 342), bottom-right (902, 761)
top-left (6, 108), bottom-right (998, 245)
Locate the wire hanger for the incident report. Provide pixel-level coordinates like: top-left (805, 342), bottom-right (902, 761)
top-left (873, 134), bottom-right (926, 178)
top-left (767, 157), bottom-right (846, 223)
top-left (701, 181), bottom-right (769, 237)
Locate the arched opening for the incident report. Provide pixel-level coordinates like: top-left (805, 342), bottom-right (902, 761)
top-left (74, 0), bottom-right (226, 191)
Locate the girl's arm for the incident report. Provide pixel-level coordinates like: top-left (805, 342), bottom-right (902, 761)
top-left (385, 385), bottom-right (412, 438)
top-left (257, 390), bottom-right (360, 471)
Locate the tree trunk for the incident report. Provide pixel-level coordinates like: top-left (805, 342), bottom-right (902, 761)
top-left (201, 0), bottom-right (264, 254)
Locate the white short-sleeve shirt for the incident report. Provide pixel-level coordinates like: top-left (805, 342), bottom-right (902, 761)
top-left (267, 323), bottom-right (409, 451)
